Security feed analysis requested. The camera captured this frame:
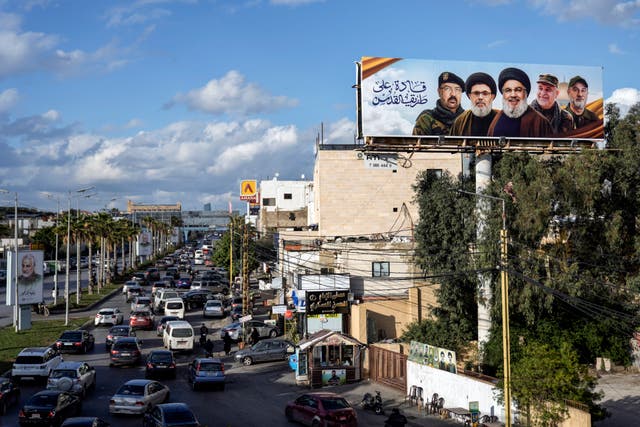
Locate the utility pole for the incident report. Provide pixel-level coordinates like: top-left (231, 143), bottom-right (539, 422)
top-left (242, 222), bottom-right (249, 325)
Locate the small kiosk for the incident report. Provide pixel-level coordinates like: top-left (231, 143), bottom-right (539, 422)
top-left (294, 329), bottom-right (367, 387)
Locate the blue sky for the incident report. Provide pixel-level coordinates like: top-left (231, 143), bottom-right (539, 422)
top-left (0, 0), bottom-right (638, 212)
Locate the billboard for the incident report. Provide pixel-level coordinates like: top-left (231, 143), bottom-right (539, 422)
top-left (408, 340), bottom-right (457, 374)
top-left (137, 231), bottom-right (152, 256)
top-left (360, 57), bottom-right (603, 141)
top-left (240, 180), bottom-right (257, 202)
top-left (6, 250), bottom-right (44, 305)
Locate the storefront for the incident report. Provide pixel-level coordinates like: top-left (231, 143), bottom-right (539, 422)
top-left (294, 329), bottom-right (366, 388)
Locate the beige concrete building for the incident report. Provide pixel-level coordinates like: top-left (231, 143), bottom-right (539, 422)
top-left (280, 144), bottom-right (463, 344)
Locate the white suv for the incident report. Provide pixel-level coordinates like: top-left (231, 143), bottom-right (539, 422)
top-left (12, 347), bottom-right (63, 383)
top-left (46, 361), bottom-right (97, 397)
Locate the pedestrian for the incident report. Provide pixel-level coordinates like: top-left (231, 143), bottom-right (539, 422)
top-left (385, 408), bottom-right (408, 427)
top-left (204, 338), bottom-right (214, 357)
top-left (249, 327), bottom-right (260, 345)
top-left (223, 331), bottom-right (232, 355)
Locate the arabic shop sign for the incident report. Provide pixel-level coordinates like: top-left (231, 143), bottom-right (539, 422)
top-left (306, 291), bottom-right (349, 315)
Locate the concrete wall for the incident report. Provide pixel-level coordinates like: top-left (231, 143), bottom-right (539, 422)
top-left (313, 148), bottom-right (462, 237)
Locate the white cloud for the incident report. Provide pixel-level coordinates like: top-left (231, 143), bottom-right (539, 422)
top-left (41, 109), bottom-right (60, 121)
top-left (65, 134), bottom-right (101, 157)
top-left (270, 0), bottom-right (326, 5)
top-left (608, 43), bottom-right (625, 54)
top-left (0, 88), bottom-right (19, 113)
top-left (325, 117), bottom-right (355, 144)
top-left (487, 39), bottom-right (507, 49)
top-left (606, 87), bottom-right (640, 116)
top-left (169, 70), bottom-right (298, 116)
top-left (104, 0), bottom-right (196, 27)
top-left (125, 118), bottom-right (143, 129)
top-left (529, 0), bottom-right (640, 27)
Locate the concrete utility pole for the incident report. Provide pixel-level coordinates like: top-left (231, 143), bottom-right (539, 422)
top-left (242, 222), bottom-right (250, 323)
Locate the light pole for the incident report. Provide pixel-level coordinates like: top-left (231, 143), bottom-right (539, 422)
top-left (43, 193), bottom-right (60, 305)
top-left (0, 189), bottom-right (19, 332)
top-left (458, 189), bottom-right (511, 427)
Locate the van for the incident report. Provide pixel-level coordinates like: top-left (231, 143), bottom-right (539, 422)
top-left (163, 298), bottom-right (185, 319)
top-left (163, 321), bottom-right (194, 352)
top-left (154, 289), bottom-right (181, 313)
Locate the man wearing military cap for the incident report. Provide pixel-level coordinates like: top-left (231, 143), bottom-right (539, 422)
top-left (450, 72), bottom-right (498, 137)
top-left (565, 76), bottom-right (598, 130)
top-left (488, 67), bottom-right (552, 138)
top-left (530, 73), bottom-right (573, 135)
top-left (412, 71), bottom-right (465, 135)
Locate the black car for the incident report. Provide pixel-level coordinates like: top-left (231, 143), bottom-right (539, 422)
top-left (54, 330), bottom-right (95, 354)
top-left (143, 403), bottom-right (200, 427)
top-left (145, 350), bottom-right (177, 379)
top-left (0, 378), bottom-right (20, 415)
top-left (18, 390), bottom-right (81, 426)
top-left (182, 290), bottom-right (213, 310)
top-left (105, 325), bottom-right (136, 351)
top-left (109, 337), bottom-right (143, 367)
top-left (61, 418), bottom-right (110, 427)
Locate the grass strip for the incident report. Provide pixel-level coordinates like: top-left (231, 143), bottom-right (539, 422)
top-left (0, 317), bottom-right (90, 375)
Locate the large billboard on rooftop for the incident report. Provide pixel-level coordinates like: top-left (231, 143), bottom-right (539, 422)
top-left (359, 57), bottom-right (603, 142)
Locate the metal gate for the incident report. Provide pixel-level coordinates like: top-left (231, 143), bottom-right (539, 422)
top-left (369, 346), bottom-right (407, 392)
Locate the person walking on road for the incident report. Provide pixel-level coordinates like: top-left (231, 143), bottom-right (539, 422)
top-left (385, 408), bottom-right (408, 427)
top-left (222, 331), bottom-right (233, 355)
top-left (249, 327), bottom-right (260, 345)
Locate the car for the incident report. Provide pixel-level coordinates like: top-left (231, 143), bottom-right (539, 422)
top-left (12, 347), bottom-right (63, 383)
top-left (155, 315), bottom-right (180, 336)
top-left (55, 330), bottom-right (95, 354)
top-left (105, 325), bottom-right (137, 351)
top-left (126, 284), bottom-right (144, 302)
top-left (142, 403), bottom-right (200, 427)
top-left (166, 267), bottom-right (180, 279)
top-left (234, 339), bottom-right (294, 366)
top-left (144, 267), bottom-right (161, 284)
top-left (227, 296), bottom-right (243, 312)
top-left (131, 296), bottom-right (153, 312)
top-left (94, 308), bottom-right (123, 326)
top-left (130, 273), bottom-right (146, 283)
top-left (151, 281), bottom-right (168, 296)
top-left (154, 290), bottom-right (181, 313)
top-left (220, 320), bottom-right (279, 341)
top-left (175, 278), bottom-right (191, 289)
top-left (285, 392), bottom-right (358, 427)
top-left (182, 289), bottom-right (212, 310)
top-left (60, 417), bottom-right (111, 427)
top-left (109, 379), bottom-right (170, 415)
top-left (229, 305), bottom-right (244, 321)
top-left (109, 337), bottom-right (143, 367)
top-left (46, 361), bottom-right (96, 398)
top-left (145, 350), bottom-right (177, 379)
top-left (18, 390), bottom-right (82, 427)
top-left (0, 378), bottom-right (20, 415)
top-left (193, 257), bottom-right (204, 265)
top-left (202, 299), bottom-right (225, 318)
top-left (187, 358), bottom-right (225, 391)
top-left (130, 310), bottom-right (154, 331)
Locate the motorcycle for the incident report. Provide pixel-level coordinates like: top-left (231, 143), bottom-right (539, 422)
top-left (360, 390), bottom-right (384, 415)
top-left (199, 332), bottom-right (207, 347)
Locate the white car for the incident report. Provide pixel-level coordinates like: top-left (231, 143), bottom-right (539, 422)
top-left (194, 257), bottom-right (204, 265)
top-left (94, 308), bottom-right (124, 326)
top-left (109, 379), bottom-right (170, 415)
top-left (46, 361), bottom-right (96, 398)
top-left (12, 347), bottom-right (63, 383)
top-left (203, 300), bottom-right (224, 318)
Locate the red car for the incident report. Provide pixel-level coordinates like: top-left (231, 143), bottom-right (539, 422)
top-left (285, 392), bottom-right (358, 426)
top-left (129, 310), bottom-right (154, 331)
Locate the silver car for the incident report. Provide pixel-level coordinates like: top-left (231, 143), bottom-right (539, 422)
top-left (47, 361), bottom-right (96, 398)
top-left (202, 299), bottom-right (224, 318)
top-left (108, 379), bottom-right (169, 415)
top-left (234, 339), bottom-right (293, 366)
top-left (94, 308), bottom-right (123, 326)
top-left (131, 296), bottom-right (153, 312)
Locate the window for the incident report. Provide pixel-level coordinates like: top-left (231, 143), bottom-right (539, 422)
top-left (372, 262), bottom-right (390, 277)
top-left (427, 169), bottom-right (442, 179)
top-left (283, 193), bottom-right (292, 200)
top-left (263, 198), bottom-right (275, 206)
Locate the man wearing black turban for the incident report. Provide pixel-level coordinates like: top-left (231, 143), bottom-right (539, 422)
top-left (488, 67), bottom-right (552, 138)
top-left (450, 72), bottom-right (498, 137)
top-left (412, 71), bottom-right (465, 136)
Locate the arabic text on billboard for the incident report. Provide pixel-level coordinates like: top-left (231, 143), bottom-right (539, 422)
top-left (361, 57), bottom-right (603, 141)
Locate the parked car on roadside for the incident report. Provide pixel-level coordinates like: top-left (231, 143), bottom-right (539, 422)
top-left (234, 339), bottom-right (294, 366)
top-left (46, 361), bottom-right (96, 398)
top-left (220, 320), bottom-right (279, 341)
top-left (187, 358), bottom-right (225, 391)
top-left (285, 392), bottom-right (358, 427)
top-left (54, 330), bottom-right (95, 354)
top-left (142, 403), bottom-right (200, 427)
top-left (109, 337), bottom-right (143, 367)
top-left (105, 325), bottom-right (137, 351)
top-left (18, 390), bottom-right (82, 427)
top-left (94, 308), bottom-right (123, 326)
top-left (109, 379), bottom-right (169, 415)
top-left (0, 378), bottom-right (20, 415)
top-left (145, 350), bottom-right (177, 379)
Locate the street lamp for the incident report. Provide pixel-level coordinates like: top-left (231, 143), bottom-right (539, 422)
top-left (64, 186), bottom-right (95, 325)
top-left (457, 189), bottom-right (511, 427)
top-left (42, 193), bottom-right (61, 305)
top-left (0, 188), bottom-right (19, 332)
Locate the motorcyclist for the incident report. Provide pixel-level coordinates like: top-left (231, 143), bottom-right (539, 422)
top-left (199, 323), bottom-right (209, 346)
top-left (385, 408), bottom-right (407, 427)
